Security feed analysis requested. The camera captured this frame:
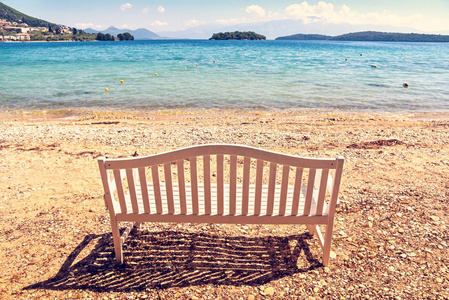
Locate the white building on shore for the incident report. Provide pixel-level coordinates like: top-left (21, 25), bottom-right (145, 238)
top-left (0, 33), bottom-right (31, 41)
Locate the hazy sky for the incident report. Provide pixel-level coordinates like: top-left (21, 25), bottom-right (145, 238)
top-left (4, 0), bottom-right (449, 34)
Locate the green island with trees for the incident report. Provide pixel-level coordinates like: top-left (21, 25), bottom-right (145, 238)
top-left (209, 31), bottom-right (266, 40)
top-left (0, 2), bottom-right (134, 42)
top-left (276, 31), bottom-right (449, 42)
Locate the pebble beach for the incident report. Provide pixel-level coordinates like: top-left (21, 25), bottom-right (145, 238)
top-left (0, 109), bottom-right (448, 299)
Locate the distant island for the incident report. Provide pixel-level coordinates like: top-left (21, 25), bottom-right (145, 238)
top-left (276, 31), bottom-right (449, 42)
top-left (0, 2), bottom-right (134, 42)
top-left (209, 31), bottom-right (266, 40)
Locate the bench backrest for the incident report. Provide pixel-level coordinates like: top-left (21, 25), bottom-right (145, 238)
top-left (98, 144), bottom-right (344, 218)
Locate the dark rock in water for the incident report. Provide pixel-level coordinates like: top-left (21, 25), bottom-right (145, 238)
top-left (367, 83), bottom-right (389, 88)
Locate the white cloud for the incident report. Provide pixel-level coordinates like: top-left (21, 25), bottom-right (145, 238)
top-left (185, 19), bottom-right (205, 27)
top-left (120, 24), bottom-right (135, 29)
top-left (151, 20), bottom-right (168, 27)
top-left (216, 18), bottom-right (244, 25)
top-left (284, 1), bottom-right (425, 28)
top-left (157, 6), bottom-right (165, 13)
top-left (414, 15), bottom-right (447, 32)
top-left (285, 2), bottom-right (335, 23)
top-left (245, 5), bottom-right (266, 18)
top-left (213, 1), bottom-right (439, 33)
top-left (120, 3), bottom-right (133, 11)
top-left (142, 7), bottom-right (150, 14)
top-left (75, 23), bottom-right (106, 30)
top-left (216, 4), bottom-right (270, 25)
top-left (75, 23), bottom-right (94, 29)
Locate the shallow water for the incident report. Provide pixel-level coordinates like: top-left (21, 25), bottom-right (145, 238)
top-left (1, 40), bottom-right (448, 111)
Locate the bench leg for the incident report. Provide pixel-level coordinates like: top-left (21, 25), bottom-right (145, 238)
top-left (120, 222), bottom-right (136, 243)
top-left (111, 221), bottom-right (124, 264)
top-left (322, 221), bottom-right (335, 267)
top-left (111, 221), bottom-right (141, 264)
top-left (307, 224), bottom-right (325, 250)
top-left (306, 224), bottom-right (318, 236)
top-left (307, 224), bottom-right (334, 267)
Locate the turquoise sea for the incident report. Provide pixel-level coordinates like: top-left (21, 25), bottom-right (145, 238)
top-left (1, 40), bottom-right (448, 111)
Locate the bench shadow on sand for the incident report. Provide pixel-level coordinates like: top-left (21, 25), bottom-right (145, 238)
top-left (25, 228), bottom-right (321, 292)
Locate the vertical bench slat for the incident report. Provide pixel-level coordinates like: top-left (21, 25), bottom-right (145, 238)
top-left (203, 155), bottom-right (211, 215)
top-left (98, 159), bottom-right (110, 209)
top-left (328, 158), bottom-right (344, 216)
top-left (138, 167), bottom-right (150, 213)
top-left (279, 165), bottom-right (290, 216)
top-left (325, 171), bottom-right (335, 214)
top-left (303, 168), bottom-right (316, 216)
top-left (316, 169), bottom-right (329, 215)
top-left (126, 168), bottom-right (139, 213)
top-left (266, 162), bottom-right (277, 216)
top-left (190, 156), bottom-right (199, 215)
top-left (217, 154), bottom-right (224, 215)
top-left (177, 160), bottom-right (187, 215)
top-left (113, 169), bottom-right (127, 213)
top-left (242, 156), bottom-right (251, 216)
top-left (164, 162), bottom-right (175, 214)
top-left (254, 159), bottom-right (264, 216)
top-left (151, 165), bottom-right (163, 214)
top-left (229, 155), bottom-right (237, 215)
top-left (291, 167), bottom-right (304, 216)
top-left (323, 157), bottom-right (344, 266)
top-left (314, 169), bottom-right (322, 189)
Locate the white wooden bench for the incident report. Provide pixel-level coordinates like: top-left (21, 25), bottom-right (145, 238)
top-left (98, 144), bottom-right (344, 266)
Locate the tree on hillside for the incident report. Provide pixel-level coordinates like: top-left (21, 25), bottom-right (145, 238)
top-left (209, 31), bottom-right (266, 40)
top-left (96, 32), bottom-right (104, 40)
top-left (117, 32), bottom-right (134, 41)
top-left (96, 32), bottom-right (116, 41)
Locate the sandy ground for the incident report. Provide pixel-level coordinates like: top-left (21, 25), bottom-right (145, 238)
top-left (0, 109), bottom-right (448, 299)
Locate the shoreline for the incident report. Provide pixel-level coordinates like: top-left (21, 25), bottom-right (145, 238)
top-left (2, 108), bottom-right (449, 121)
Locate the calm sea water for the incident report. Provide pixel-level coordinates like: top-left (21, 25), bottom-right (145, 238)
top-left (1, 40), bottom-right (448, 111)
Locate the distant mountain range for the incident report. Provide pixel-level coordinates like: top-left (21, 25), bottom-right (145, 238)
top-left (156, 19), bottom-right (425, 40)
top-left (276, 31), bottom-right (449, 42)
top-left (84, 26), bottom-right (163, 40)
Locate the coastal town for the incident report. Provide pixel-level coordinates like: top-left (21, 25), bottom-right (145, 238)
top-left (0, 18), bottom-right (73, 41)
top-left (0, 18), bottom-right (136, 41)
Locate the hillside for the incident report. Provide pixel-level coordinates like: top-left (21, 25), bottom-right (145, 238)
top-left (276, 31), bottom-right (449, 42)
top-left (275, 33), bottom-right (331, 41)
top-left (332, 31), bottom-right (449, 42)
top-left (0, 3), bottom-right (137, 42)
top-left (0, 2), bottom-right (58, 30)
